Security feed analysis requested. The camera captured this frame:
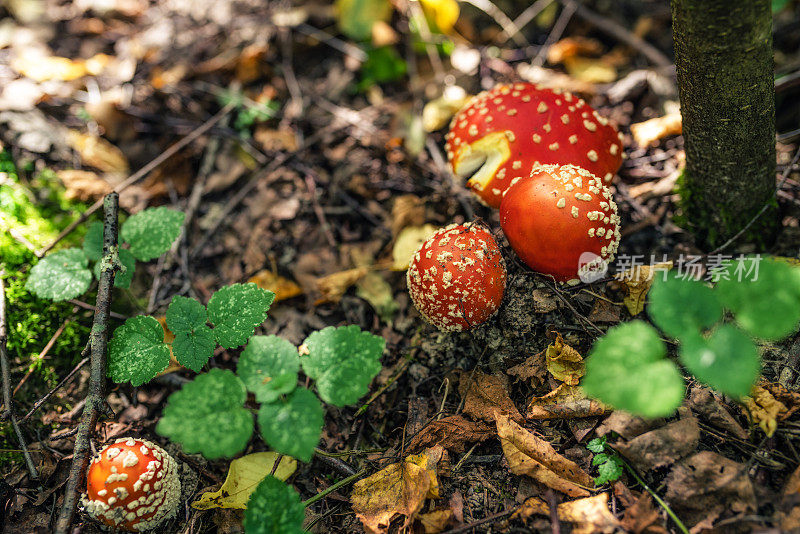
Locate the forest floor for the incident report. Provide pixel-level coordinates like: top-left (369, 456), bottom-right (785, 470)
top-left (2, 0), bottom-right (800, 532)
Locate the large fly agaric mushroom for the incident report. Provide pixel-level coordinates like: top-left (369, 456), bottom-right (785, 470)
top-left (407, 223), bottom-right (506, 331)
top-left (445, 82), bottom-right (623, 208)
top-left (500, 164), bottom-right (621, 285)
top-left (82, 438), bottom-right (181, 532)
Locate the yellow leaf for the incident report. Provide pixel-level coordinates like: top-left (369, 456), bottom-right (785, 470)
top-left (422, 89), bottom-right (470, 132)
top-left (392, 224), bottom-right (439, 270)
top-left (527, 383), bottom-right (608, 420)
top-left (742, 384), bottom-right (789, 437)
top-left (12, 53), bottom-right (112, 82)
top-left (314, 267), bottom-right (369, 305)
top-left (419, 0), bottom-right (459, 33)
top-left (356, 271), bottom-right (398, 322)
top-left (335, 0), bottom-right (393, 41)
top-left (513, 493), bottom-right (621, 534)
top-left (192, 452), bottom-right (297, 510)
top-left (631, 112), bottom-right (683, 148)
top-left (351, 446), bottom-right (444, 533)
top-left (66, 130), bottom-right (129, 174)
top-left (545, 333), bottom-right (584, 385)
top-left (615, 261), bottom-right (672, 316)
top-left (248, 270), bottom-right (304, 302)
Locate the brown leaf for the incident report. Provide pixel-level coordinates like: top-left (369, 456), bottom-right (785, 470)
top-left (780, 464), bottom-right (800, 531)
top-left (527, 384), bottom-right (608, 420)
top-left (664, 451), bottom-right (756, 529)
top-left (620, 492), bottom-right (667, 534)
top-left (405, 415), bottom-right (493, 454)
top-left (66, 130), bottom-right (129, 173)
top-left (57, 170), bottom-right (111, 202)
top-left (596, 410), bottom-right (666, 440)
top-left (514, 493), bottom-right (621, 534)
top-left (458, 370), bottom-right (523, 423)
top-left (545, 333), bottom-right (584, 385)
top-left (615, 262), bottom-right (672, 316)
top-left (12, 52), bottom-right (112, 82)
top-left (495, 413), bottom-right (593, 498)
top-left (253, 127), bottom-right (299, 152)
top-left (351, 446), bottom-right (444, 534)
top-left (742, 383), bottom-right (789, 437)
top-left (614, 416), bottom-right (700, 471)
top-left (314, 267), bottom-right (369, 305)
top-left (531, 288), bottom-right (559, 313)
top-left (687, 386), bottom-right (747, 440)
top-left (507, 353), bottom-right (546, 388)
top-left (417, 509), bottom-right (454, 534)
top-left (631, 112), bottom-right (682, 148)
top-left (248, 270), bottom-right (304, 302)
top-left (547, 36), bottom-right (604, 64)
top-left (390, 195), bottom-right (426, 237)
top-left (587, 298), bottom-right (621, 324)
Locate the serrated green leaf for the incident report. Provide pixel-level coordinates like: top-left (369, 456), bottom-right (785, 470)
top-left (108, 315), bottom-right (172, 386)
top-left (586, 437), bottom-right (605, 453)
top-left (649, 271), bottom-right (722, 340)
top-left (93, 248), bottom-right (135, 288)
top-left (715, 258), bottom-right (800, 340)
top-left (173, 326), bottom-right (216, 372)
top-left (300, 325), bottom-right (385, 406)
top-left (680, 325), bottom-right (760, 397)
top-left (82, 221), bottom-right (104, 261)
top-left (258, 388), bottom-right (323, 463)
top-left (25, 248), bottom-right (91, 301)
top-left (582, 321), bottom-right (685, 418)
top-left (595, 456), bottom-right (624, 485)
top-left (208, 283), bottom-right (275, 349)
top-left (166, 295), bottom-right (207, 333)
top-left (120, 207), bottom-right (185, 261)
top-left (237, 335), bottom-right (299, 403)
top-left (335, 0), bottom-right (392, 40)
top-left (157, 369), bottom-right (253, 459)
top-left (591, 453), bottom-right (609, 466)
top-left (243, 476), bottom-right (306, 534)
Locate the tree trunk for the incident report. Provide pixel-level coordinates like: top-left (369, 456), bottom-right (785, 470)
top-left (671, 0), bottom-right (777, 249)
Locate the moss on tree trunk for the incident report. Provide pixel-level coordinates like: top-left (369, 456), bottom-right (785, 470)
top-left (671, 0), bottom-right (777, 249)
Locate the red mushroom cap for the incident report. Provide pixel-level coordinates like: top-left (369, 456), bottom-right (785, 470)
top-left (445, 82), bottom-right (623, 208)
top-left (407, 223), bottom-right (506, 331)
top-left (82, 438), bottom-right (181, 532)
top-left (499, 164), bottom-right (621, 284)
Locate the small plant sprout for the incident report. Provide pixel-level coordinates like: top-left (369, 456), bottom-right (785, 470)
top-left (82, 438), bottom-right (181, 532)
top-left (445, 82), bottom-right (623, 208)
top-left (406, 223), bottom-right (506, 331)
top-left (499, 164), bottom-right (621, 285)
top-left (586, 436), bottom-right (624, 486)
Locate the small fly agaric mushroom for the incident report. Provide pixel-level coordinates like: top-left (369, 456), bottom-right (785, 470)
top-left (82, 438), bottom-right (181, 532)
top-left (445, 82), bottom-right (623, 208)
top-left (499, 164), bottom-right (621, 285)
top-left (407, 223), bottom-right (506, 331)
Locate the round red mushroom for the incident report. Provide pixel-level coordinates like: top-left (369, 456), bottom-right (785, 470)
top-left (407, 223), bottom-right (506, 331)
top-left (82, 438), bottom-right (181, 532)
top-left (445, 82), bottom-right (623, 208)
top-left (499, 164), bottom-right (621, 284)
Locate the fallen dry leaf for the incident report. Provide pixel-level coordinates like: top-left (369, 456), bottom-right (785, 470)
top-left (57, 170), bottom-right (112, 202)
top-left (392, 224), bottom-right (439, 270)
top-left (547, 36), bottom-right (604, 64)
top-left (458, 370), bottom-right (523, 423)
top-left (546, 333), bottom-right (584, 385)
top-left (390, 195), bottom-right (426, 237)
top-left (248, 270), bottom-right (304, 302)
top-left (631, 112), bottom-right (682, 148)
top-left (615, 261), bottom-right (672, 316)
top-left (314, 267), bottom-right (369, 305)
top-left (742, 383), bottom-right (789, 437)
top-left (687, 386), bottom-right (748, 440)
top-left (780, 463), bottom-right (800, 531)
top-left (563, 57), bottom-right (617, 84)
top-left (596, 410), bottom-right (666, 440)
top-left (12, 52), bottom-right (112, 82)
top-left (154, 316), bottom-right (183, 377)
top-left (253, 127), bottom-right (299, 152)
top-left (356, 271), bottom-right (398, 323)
top-left (496, 413), bottom-right (593, 497)
top-left (417, 509), bottom-right (454, 533)
top-left (527, 383), bottom-right (607, 420)
top-left (507, 353), bottom-right (546, 387)
top-left (351, 446), bottom-right (444, 534)
top-left (518, 64), bottom-right (597, 95)
top-left (422, 89), bottom-right (470, 132)
top-left (619, 491), bottom-right (667, 534)
top-left (66, 130), bottom-right (129, 174)
top-left (513, 493), bottom-right (620, 534)
top-left (614, 416), bottom-right (700, 471)
top-left (405, 415), bottom-right (493, 454)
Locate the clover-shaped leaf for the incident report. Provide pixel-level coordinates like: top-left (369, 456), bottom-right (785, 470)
top-left (258, 388), bottom-right (323, 463)
top-left (120, 207), bottom-right (185, 261)
top-left (716, 257), bottom-right (800, 340)
top-left (300, 325), bottom-right (385, 406)
top-left (166, 296), bottom-right (214, 371)
top-left (582, 321), bottom-right (685, 418)
top-left (82, 221), bottom-right (104, 261)
top-left (108, 315), bottom-right (172, 386)
top-left (156, 369), bottom-right (253, 459)
top-left (25, 248), bottom-right (92, 301)
top-left (237, 335), bottom-right (299, 403)
top-left (207, 283), bottom-right (275, 349)
top-left (648, 271), bottom-right (722, 340)
top-left (680, 325), bottom-right (760, 397)
top-left (243, 476), bottom-right (306, 534)
top-left (93, 247), bottom-right (136, 289)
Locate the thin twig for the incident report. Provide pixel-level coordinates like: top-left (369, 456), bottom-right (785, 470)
top-left (459, 0), bottom-right (528, 46)
top-left (442, 507), bottom-right (517, 533)
top-left (532, 1), bottom-right (576, 67)
top-left (502, 0), bottom-right (555, 44)
top-left (0, 271), bottom-right (38, 479)
top-left (302, 469), bottom-right (366, 508)
top-left (54, 193), bottom-right (120, 534)
top-left (20, 345), bottom-right (90, 424)
top-left (38, 104), bottom-right (235, 258)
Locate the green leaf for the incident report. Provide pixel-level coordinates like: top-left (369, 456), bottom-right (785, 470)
top-left (25, 248), bottom-right (91, 301)
top-left (173, 327), bottom-right (215, 372)
top-left (715, 258), bottom-right (800, 341)
top-left (680, 325), bottom-right (760, 397)
top-left (166, 295), bottom-right (208, 333)
top-left (582, 321), bottom-right (685, 418)
top-left (243, 476), bottom-right (306, 534)
top-left (335, 0), bottom-right (392, 41)
top-left (120, 207), bottom-right (185, 261)
top-left (157, 369), bottom-right (253, 459)
top-left (357, 46), bottom-right (407, 92)
top-left (258, 388), bottom-right (323, 463)
top-left (93, 247), bottom-right (135, 289)
top-left (591, 453), bottom-right (609, 466)
top-left (82, 221), bottom-right (104, 261)
top-left (594, 456), bottom-right (624, 485)
top-left (586, 437), bottom-right (605, 454)
top-left (208, 283), bottom-right (275, 349)
top-left (237, 335), bottom-right (299, 403)
top-left (300, 325), bottom-right (385, 406)
top-left (648, 271), bottom-right (722, 340)
top-left (108, 315), bottom-right (172, 386)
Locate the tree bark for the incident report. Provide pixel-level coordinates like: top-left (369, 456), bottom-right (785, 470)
top-left (671, 0), bottom-right (777, 249)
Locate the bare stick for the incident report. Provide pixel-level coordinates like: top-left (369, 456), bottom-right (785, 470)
top-left (37, 104), bottom-right (234, 258)
top-left (20, 344), bottom-right (90, 423)
top-left (0, 271), bottom-right (38, 479)
top-left (54, 193), bottom-right (120, 534)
